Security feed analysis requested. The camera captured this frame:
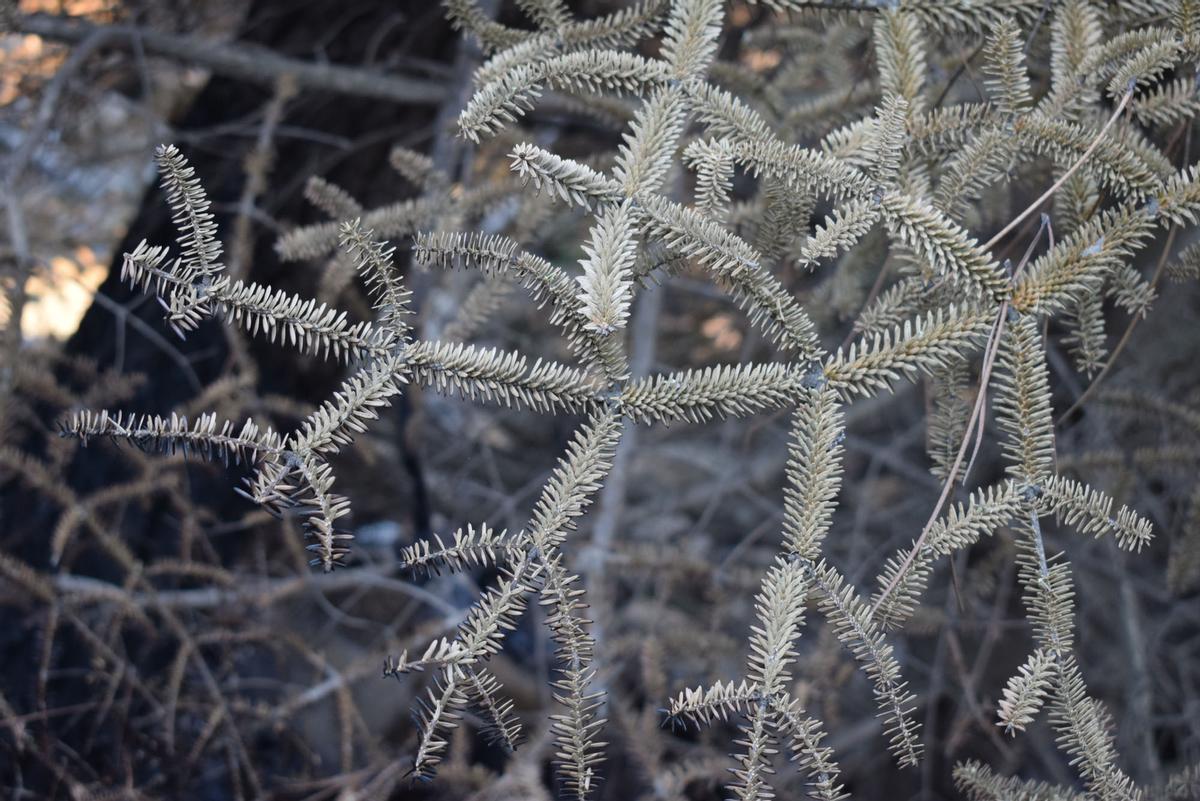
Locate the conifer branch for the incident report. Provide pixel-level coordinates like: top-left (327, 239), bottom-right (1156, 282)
top-left (825, 306), bottom-right (992, 398)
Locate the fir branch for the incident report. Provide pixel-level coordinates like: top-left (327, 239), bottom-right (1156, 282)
top-left (804, 559), bottom-right (923, 768)
top-left (1036, 476), bottom-right (1154, 551)
top-left (525, 407), bottom-right (624, 552)
top-left (443, 0), bottom-right (531, 52)
top-left (1051, 656), bottom-right (1142, 801)
top-left (636, 191), bottom-right (763, 273)
top-left (874, 9), bottom-right (927, 114)
top-left (576, 200), bottom-right (638, 336)
top-left (465, 666), bottom-right (523, 753)
top-left (871, 482), bottom-right (1023, 630)
top-left (509, 143), bottom-right (623, 208)
top-left (782, 386), bottom-right (845, 561)
top-left (303, 175), bottom-right (362, 220)
top-left (290, 353), bottom-right (408, 458)
top-left (997, 648), bottom-right (1054, 735)
top-left (614, 87), bottom-right (688, 196)
top-left (798, 198), bottom-right (881, 270)
top-left (825, 306), bottom-right (992, 398)
top-left (769, 695), bottom-right (847, 801)
top-left (665, 679), bottom-right (759, 728)
top-left (398, 523), bottom-right (517, 575)
top-left (413, 230), bottom-right (616, 372)
top-left (541, 555), bottom-right (606, 801)
top-left (660, 0), bottom-right (723, 81)
top-left (687, 138), bottom-right (735, 220)
top-left (871, 94), bottom-right (910, 189)
top-left (983, 18), bottom-right (1033, 120)
top-left (1017, 115), bottom-right (1162, 198)
top-left (619, 362), bottom-right (797, 424)
top-left (154, 144), bottom-right (224, 284)
top-left (459, 49), bottom-right (672, 141)
top-left (878, 192), bottom-right (1008, 300)
top-left (994, 315), bottom-right (1056, 486)
top-left (1011, 205), bottom-right (1157, 315)
top-left (61, 410), bottom-right (282, 465)
top-left (954, 759), bottom-right (1086, 801)
top-left (338, 220), bottom-right (412, 341)
top-left (405, 340), bottom-right (603, 414)
top-left (276, 195), bottom-right (442, 261)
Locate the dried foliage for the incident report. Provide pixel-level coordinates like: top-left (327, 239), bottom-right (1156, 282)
top-left (7, 1), bottom-right (1200, 800)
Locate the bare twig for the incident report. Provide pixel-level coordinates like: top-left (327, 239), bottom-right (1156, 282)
top-left (88, 290), bottom-right (203, 393)
top-left (18, 13), bottom-right (446, 106)
top-left (982, 84), bottom-right (1135, 253)
top-left (48, 562), bottom-right (459, 617)
top-left (871, 218), bottom-right (1047, 621)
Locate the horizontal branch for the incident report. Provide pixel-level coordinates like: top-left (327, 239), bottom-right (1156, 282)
top-left (19, 13), bottom-right (446, 106)
top-left (47, 564), bottom-right (459, 616)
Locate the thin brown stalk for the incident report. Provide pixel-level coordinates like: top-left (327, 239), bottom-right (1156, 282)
top-left (982, 85), bottom-right (1135, 253)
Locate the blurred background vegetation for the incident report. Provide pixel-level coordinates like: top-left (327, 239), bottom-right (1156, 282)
top-left (2, 1), bottom-right (1200, 799)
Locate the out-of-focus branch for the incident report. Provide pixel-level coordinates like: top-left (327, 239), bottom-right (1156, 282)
top-left (48, 562), bottom-right (460, 617)
top-left (17, 13), bottom-right (447, 105)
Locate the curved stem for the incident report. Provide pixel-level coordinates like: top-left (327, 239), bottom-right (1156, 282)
top-left (983, 86), bottom-right (1134, 254)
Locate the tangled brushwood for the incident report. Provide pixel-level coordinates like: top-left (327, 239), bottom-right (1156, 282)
top-left (30, 0), bottom-right (1200, 798)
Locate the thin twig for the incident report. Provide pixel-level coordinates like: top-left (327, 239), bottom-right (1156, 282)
top-left (964, 219), bottom-right (1050, 480)
top-left (49, 563), bottom-right (459, 617)
top-left (88, 290), bottom-right (203, 393)
top-left (982, 84), bottom-right (1135, 253)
